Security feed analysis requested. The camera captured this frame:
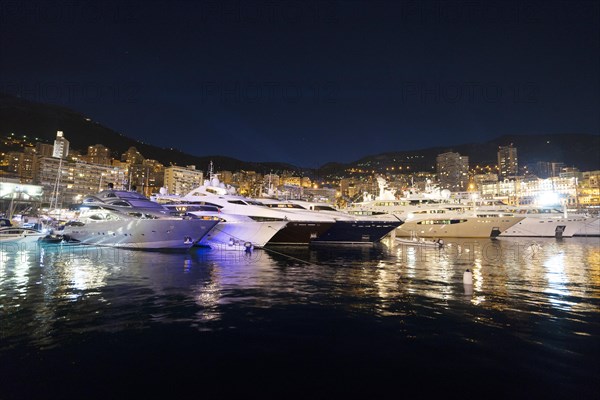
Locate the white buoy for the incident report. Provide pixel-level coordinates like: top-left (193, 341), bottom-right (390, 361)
top-left (463, 269), bottom-right (473, 285)
top-left (463, 268), bottom-right (474, 295)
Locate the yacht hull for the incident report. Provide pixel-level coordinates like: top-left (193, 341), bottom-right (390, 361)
top-left (266, 222), bottom-right (335, 245)
top-left (62, 219), bottom-right (219, 251)
top-left (574, 216), bottom-right (600, 236)
top-left (396, 216), bottom-right (523, 238)
top-left (198, 220), bottom-right (288, 248)
top-left (500, 217), bottom-right (588, 237)
top-left (311, 220), bottom-right (403, 244)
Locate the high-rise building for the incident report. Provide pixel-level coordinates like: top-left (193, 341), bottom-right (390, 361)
top-left (497, 144), bottom-right (518, 179)
top-left (35, 142), bottom-right (54, 157)
top-left (533, 161), bottom-right (552, 179)
top-left (436, 151), bottom-right (469, 191)
top-left (35, 157), bottom-right (125, 207)
top-left (551, 162), bottom-right (565, 177)
top-left (86, 144), bottom-right (112, 165)
top-left (121, 147), bottom-right (145, 165)
top-left (52, 130), bottom-right (70, 159)
top-left (163, 165), bottom-right (204, 196)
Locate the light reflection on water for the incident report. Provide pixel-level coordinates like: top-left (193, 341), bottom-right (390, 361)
top-left (0, 237), bottom-right (599, 398)
top-left (0, 238), bottom-right (599, 346)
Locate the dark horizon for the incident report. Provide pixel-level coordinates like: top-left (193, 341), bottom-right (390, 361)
top-left (1, 0), bottom-right (598, 168)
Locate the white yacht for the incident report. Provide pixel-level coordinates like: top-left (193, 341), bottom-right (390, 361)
top-left (162, 203), bottom-right (288, 248)
top-left (153, 175), bottom-right (336, 246)
top-left (344, 177), bottom-right (524, 238)
top-left (396, 206), bottom-right (525, 238)
top-left (0, 218), bottom-right (47, 244)
top-left (60, 189), bottom-right (220, 251)
top-left (475, 204), bottom-right (590, 238)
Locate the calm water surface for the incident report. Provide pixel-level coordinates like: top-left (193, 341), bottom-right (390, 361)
top-left (1, 237), bottom-right (599, 399)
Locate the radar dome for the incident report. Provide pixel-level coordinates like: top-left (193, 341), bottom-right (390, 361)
top-left (159, 187), bottom-right (167, 195)
top-left (441, 189), bottom-right (451, 199)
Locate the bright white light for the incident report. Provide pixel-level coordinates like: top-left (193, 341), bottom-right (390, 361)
top-left (537, 191), bottom-right (560, 206)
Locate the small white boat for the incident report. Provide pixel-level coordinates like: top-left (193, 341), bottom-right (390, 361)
top-left (208, 238), bottom-right (255, 252)
top-left (0, 218), bottom-right (46, 244)
top-left (395, 233), bottom-right (444, 248)
top-left (396, 232), bottom-right (444, 249)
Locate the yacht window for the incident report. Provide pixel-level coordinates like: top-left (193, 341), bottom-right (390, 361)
top-left (110, 200), bottom-right (131, 207)
top-left (417, 219), bottom-right (467, 225)
top-left (313, 205), bottom-right (337, 211)
top-left (227, 200), bottom-right (247, 205)
top-left (268, 203), bottom-right (304, 209)
top-left (249, 216), bottom-right (285, 222)
top-left (246, 200), bottom-right (266, 206)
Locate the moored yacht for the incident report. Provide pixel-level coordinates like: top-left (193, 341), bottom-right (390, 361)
top-left (396, 206), bottom-right (525, 238)
top-left (259, 198), bottom-right (403, 244)
top-left (153, 175), bottom-right (336, 246)
top-left (0, 218), bottom-right (47, 244)
top-left (61, 189), bottom-right (220, 251)
top-left (475, 204), bottom-right (590, 238)
top-left (344, 177), bottom-right (524, 238)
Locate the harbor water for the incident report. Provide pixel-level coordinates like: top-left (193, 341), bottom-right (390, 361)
top-left (1, 237), bottom-right (599, 399)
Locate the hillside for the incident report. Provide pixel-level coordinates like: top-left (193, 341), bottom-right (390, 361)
top-left (0, 93), bottom-right (299, 174)
top-left (1, 93), bottom-right (598, 178)
top-left (317, 133), bottom-right (600, 177)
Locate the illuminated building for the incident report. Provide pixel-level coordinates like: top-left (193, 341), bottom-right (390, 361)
top-left (163, 165), bottom-right (204, 196)
top-left (436, 151), bottom-right (469, 191)
top-left (52, 130), bottom-right (69, 159)
top-left (497, 144), bottom-right (518, 179)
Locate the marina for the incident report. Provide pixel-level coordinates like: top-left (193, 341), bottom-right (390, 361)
top-left (1, 236), bottom-right (598, 398)
top-left (0, 3), bottom-right (598, 398)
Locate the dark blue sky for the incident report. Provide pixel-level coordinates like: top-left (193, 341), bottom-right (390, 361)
top-left (1, 0), bottom-right (598, 167)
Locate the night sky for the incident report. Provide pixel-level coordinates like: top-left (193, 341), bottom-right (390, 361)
top-left (1, 0), bottom-right (598, 167)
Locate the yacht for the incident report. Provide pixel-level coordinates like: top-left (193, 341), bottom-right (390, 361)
top-left (162, 203), bottom-right (288, 248)
top-left (475, 204), bottom-right (590, 238)
top-left (396, 206), bottom-right (525, 238)
top-left (344, 177), bottom-right (524, 238)
top-left (258, 198), bottom-right (403, 244)
top-left (0, 218), bottom-right (46, 244)
top-left (60, 189), bottom-right (220, 251)
top-left (153, 176), bottom-right (336, 246)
